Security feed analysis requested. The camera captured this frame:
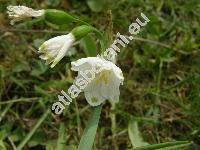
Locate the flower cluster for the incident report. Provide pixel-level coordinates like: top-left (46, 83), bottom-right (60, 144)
top-left (7, 5), bottom-right (125, 114)
top-left (7, 5), bottom-right (150, 115)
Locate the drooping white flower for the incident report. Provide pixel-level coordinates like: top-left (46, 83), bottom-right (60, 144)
top-left (7, 5), bottom-right (44, 25)
top-left (71, 57), bottom-right (124, 106)
top-left (38, 25), bottom-right (96, 68)
top-left (39, 33), bottom-right (75, 68)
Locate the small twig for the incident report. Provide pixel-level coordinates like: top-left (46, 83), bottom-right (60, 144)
top-left (110, 102), bottom-right (118, 150)
top-left (0, 97), bottom-right (39, 105)
top-left (71, 105), bottom-right (90, 117)
top-left (106, 10), bottom-right (118, 150)
top-left (113, 129), bottom-right (127, 138)
top-left (74, 100), bottom-right (81, 137)
top-left (156, 59), bottom-right (163, 105)
top-left (0, 28), bottom-right (68, 34)
top-left (8, 137), bottom-right (17, 150)
top-left (131, 36), bottom-right (171, 49)
top-left (124, 36), bottom-right (199, 55)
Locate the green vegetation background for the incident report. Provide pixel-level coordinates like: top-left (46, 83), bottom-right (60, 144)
top-left (0, 0), bottom-right (199, 149)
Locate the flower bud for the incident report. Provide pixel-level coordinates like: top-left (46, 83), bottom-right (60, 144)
top-left (7, 5), bottom-right (44, 25)
top-left (44, 9), bottom-right (77, 25)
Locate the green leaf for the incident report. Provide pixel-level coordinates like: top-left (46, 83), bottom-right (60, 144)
top-left (46, 0), bottom-right (61, 7)
top-left (46, 140), bottom-right (77, 150)
top-left (0, 140), bottom-right (6, 150)
top-left (157, 143), bottom-right (192, 150)
top-left (133, 141), bottom-right (192, 150)
top-left (80, 35), bottom-right (97, 57)
top-left (17, 109), bottom-right (50, 150)
top-left (78, 105), bottom-right (102, 150)
top-left (86, 0), bottom-right (105, 12)
top-left (46, 140), bottom-right (57, 150)
top-left (128, 119), bottom-right (149, 148)
top-left (28, 131), bottom-right (46, 147)
top-left (30, 61), bottom-right (48, 77)
top-left (9, 76), bottom-right (27, 90)
top-left (56, 123), bottom-right (67, 150)
top-left (12, 62), bottom-right (30, 73)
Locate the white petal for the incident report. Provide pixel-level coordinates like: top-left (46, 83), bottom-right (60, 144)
top-left (71, 57), bottom-right (124, 106)
top-left (50, 33), bottom-right (75, 68)
top-left (43, 35), bottom-right (67, 47)
top-left (106, 72), bottom-right (121, 102)
top-left (38, 33), bottom-right (75, 68)
top-left (71, 57), bottom-right (106, 72)
top-left (84, 78), bottom-right (107, 106)
top-left (71, 57), bottom-right (124, 82)
top-left (107, 61), bottom-right (124, 83)
top-left (39, 55), bottom-right (49, 60)
top-left (83, 71), bottom-right (121, 105)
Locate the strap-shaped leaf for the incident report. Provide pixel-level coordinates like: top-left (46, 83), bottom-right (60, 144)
top-left (128, 119), bottom-right (149, 148)
top-left (56, 123), bottom-right (67, 150)
top-left (133, 141), bottom-right (191, 150)
top-left (78, 105), bottom-right (102, 150)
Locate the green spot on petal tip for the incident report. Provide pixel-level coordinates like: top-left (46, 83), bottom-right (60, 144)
top-left (91, 98), bottom-right (98, 103)
top-left (39, 44), bottom-right (45, 52)
top-left (50, 60), bottom-right (58, 68)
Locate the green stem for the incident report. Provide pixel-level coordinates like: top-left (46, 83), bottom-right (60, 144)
top-left (77, 19), bottom-right (106, 53)
top-left (17, 109), bottom-right (50, 150)
top-left (78, 105), bottom-right (102, 150)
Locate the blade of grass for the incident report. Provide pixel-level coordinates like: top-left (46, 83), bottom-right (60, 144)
top-left (0, 97), bottom-right (39, 105)
top-left (133, 141), bottom-right (191, 150)
top-left (17, 109), bottom-right (50, 150)
top-left (159, 142), bottom-right (192, 150)
top-left (0, 103), bottom-right (13, 122)
top-left (128, 119), bottom-right (149, 148)
top-left (56, 123), bottom-right (67, 150)
top-left (78, 105), bottom-right (102, 150)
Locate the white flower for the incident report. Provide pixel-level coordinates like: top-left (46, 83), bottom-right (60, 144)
top-left (7, 5), bottom-right (44, 25)
top-left (39, 33), bottom-right (75, 68)
top-left (71, 57), bottom-right (124, 106)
